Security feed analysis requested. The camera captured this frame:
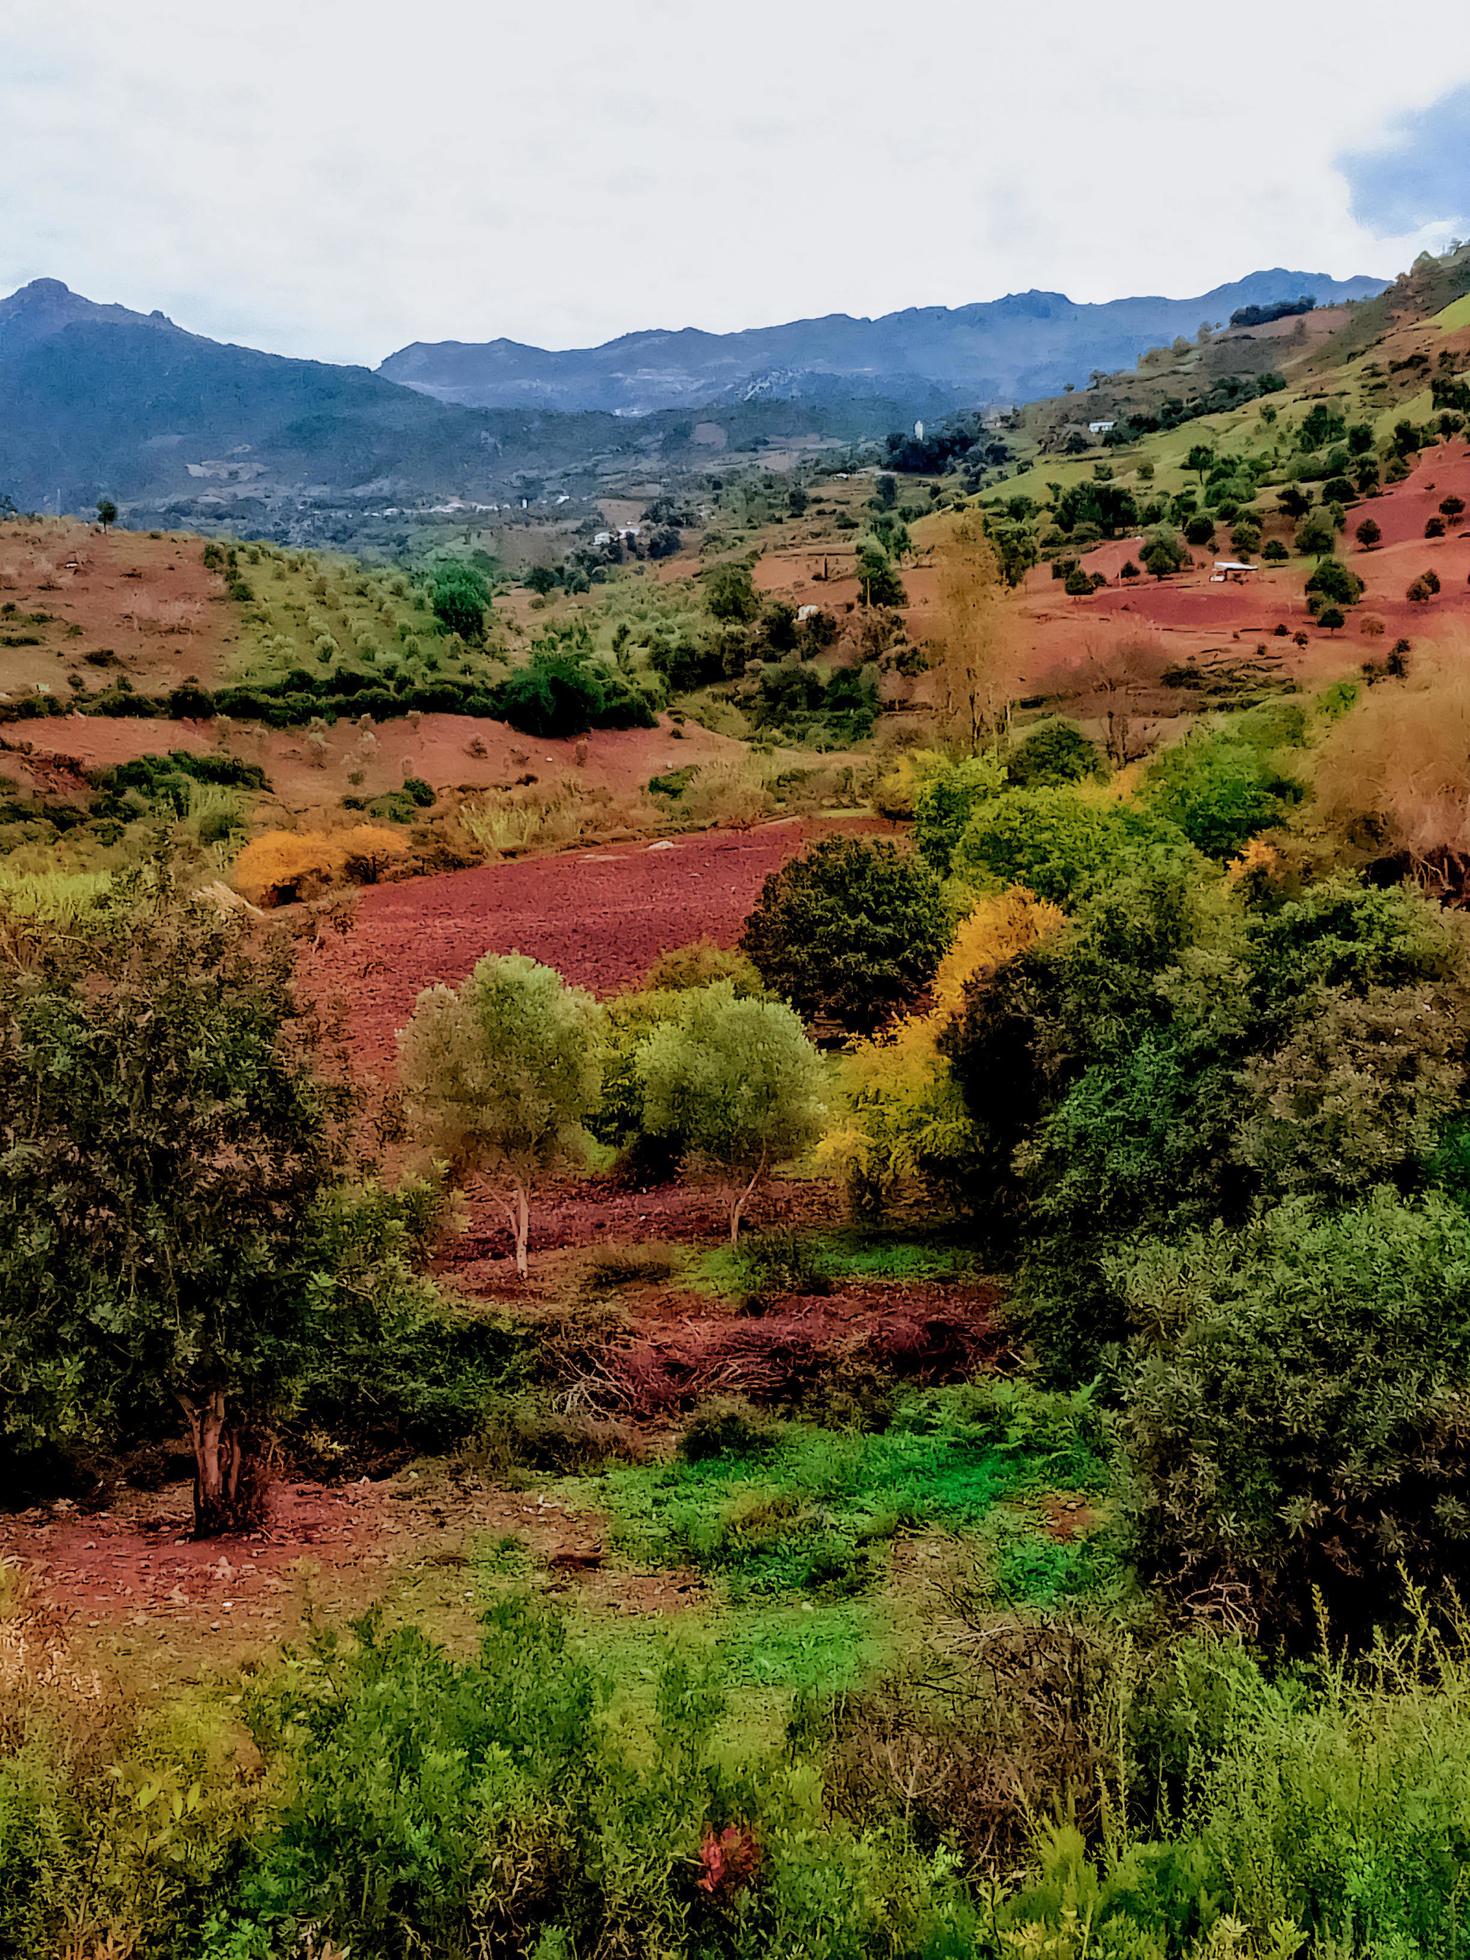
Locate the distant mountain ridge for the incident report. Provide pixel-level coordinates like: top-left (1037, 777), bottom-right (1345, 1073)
top-left (0, 279), bottom-right (644, 514)
top-left (378, 270), bottom-right (1389, 415)
top-left (0, 269), bottom-right (1389, 523)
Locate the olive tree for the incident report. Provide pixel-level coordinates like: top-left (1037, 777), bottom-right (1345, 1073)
top-left (634, 982), bottom-right (825, 1242)
top-left (398, 954), bottom-right (601, 1278)
top-left (0, 882), bottom-right (350, 1535)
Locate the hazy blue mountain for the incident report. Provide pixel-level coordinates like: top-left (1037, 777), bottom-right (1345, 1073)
top-left (378, 270), bottom-right (1388, 415)
top-left (0, 280), bottom-right (632, 512)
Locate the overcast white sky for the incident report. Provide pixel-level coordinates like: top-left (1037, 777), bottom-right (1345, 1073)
top-left (3, 2), bottom-right (1469, 368)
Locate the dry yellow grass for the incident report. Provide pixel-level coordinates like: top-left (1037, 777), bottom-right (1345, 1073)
top-left (1314, 632), bottom-right (1470, 875)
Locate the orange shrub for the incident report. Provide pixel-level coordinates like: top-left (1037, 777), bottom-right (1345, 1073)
top-left (233, 824), bottom-right (410, 907)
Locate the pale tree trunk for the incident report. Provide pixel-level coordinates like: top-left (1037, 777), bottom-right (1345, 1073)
top-left (178, 1388), bottom-right (264, 1537)
top-left (729, 1148), bottom-right (768, 1246)
top-left (505, 1181), bottom-right (531, 1279)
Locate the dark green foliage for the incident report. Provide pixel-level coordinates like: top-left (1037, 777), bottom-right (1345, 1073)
top-left (428, 561), bottom-right (492, 641)
top-left (1139, 530), bottom-right (1187, 578)
top-left (945, 865), bottom-right (1470, 1383)
top-left (704, 560), bottom-right (759, 623)
top-left (493, 647), bottom-right (655, 738)
top-left (288, 1180), bottom-right (531, 1473)
top-left (1006, 718), bottom-right (1106, 790)
top-left (1305, 556), bottom-right (1365, 611)
top-left (1122, 1193), bottom-right (1470, 1640)
top-left (855, 542), bottom-right (906, 608)
top-left (0, 875), bottom-right (351, 1530)
top-left (741, 837), bottom-right (948, 1034)
top-left (912, 755), bottom-right (1004, 874)
top-left (1053, 478), bottom-right (1140, 539)
top-left (92, 749), bottom-right (269, 819)
top-left (951, 787), bottom-right (1198, 908)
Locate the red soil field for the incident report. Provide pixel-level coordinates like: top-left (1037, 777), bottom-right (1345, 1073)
top-left (0, 709), bottom-right (749, 812)
top-left (306, 815), bottom-right (883, 1070)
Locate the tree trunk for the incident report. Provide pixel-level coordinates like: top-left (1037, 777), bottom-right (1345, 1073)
top-left (179, 1389), bottom-right (264, 1537)
top-left (729, 1150), bottom-right (768, 1246)
top-left (509, 1182), bottom-right (530, 1280)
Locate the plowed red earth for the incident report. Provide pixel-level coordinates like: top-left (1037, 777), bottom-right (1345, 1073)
top-left (598, 1281), bottom-right (1004, 1418)
top-left (306, 816), bottom-right (883, 1070)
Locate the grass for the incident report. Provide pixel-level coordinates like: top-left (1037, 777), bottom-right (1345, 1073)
top-left (0, 866), bottom-right (112, 919)
top-left (568, 1386), bottom-right (1113, 1606)
top-left (686, 1229), bottom-right (977, 1301)
top-left (570, 1597), bottom-right (882, 1708)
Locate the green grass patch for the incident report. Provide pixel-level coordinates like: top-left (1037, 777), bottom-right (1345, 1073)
top-left (685, 1229), bottom-right (976, 1301)
top-left (575, 1384), bottom-right (1112, 1604)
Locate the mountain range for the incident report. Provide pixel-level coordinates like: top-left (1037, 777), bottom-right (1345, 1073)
top-left (378, 270), bottom-right (1388, 415)
top-left (0, 269), bottom-right (1388, 518)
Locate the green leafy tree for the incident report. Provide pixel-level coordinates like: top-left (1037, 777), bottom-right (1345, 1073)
top-left (1306, 557), bottom-right (1364, 611)
top-left (398, 954), bottom-right (601, 1278)
top-left (1184, 513), bottom-right (1216, 547)
top-left (634, 983), bottom-right (825, 1240)
top-left (429, 561), bottom-right (492, 642)
top-left (1185, 443), bottom-right (1216, 486)
top-left (704, 561), bottom-right (760, 623)
top-left (913, 753), bottom-right (1007, 873)
top-left (741, 837), bottom-right (949, 1034)
top-left (1143, 726), bottom-right (1303, 859)
top-left (1355, 517), bottom-right (1382, 550)
top-left (1006, 718), bottom-right (1105, 790)
top-left (1139, 530), bottom-right (1187, 579)
top-left (856, 541), bottom-right (906, 608)
top-left (1295, 513), bottom-right (1336, 557)
top-left (950, 786), bottom-right (1196, 908)
top-left (95, 496), bottom-right (118, 531)
top-left (0, 881), bottom-right (350, 1534)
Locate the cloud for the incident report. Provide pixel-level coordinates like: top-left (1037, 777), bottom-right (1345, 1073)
top-left (1339, 85), bottom-right (1470, 237)
top-left (1, 4), bottom-right (1468, 364)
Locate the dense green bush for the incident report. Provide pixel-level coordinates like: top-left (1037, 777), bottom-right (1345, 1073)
top-left (1141, 723), bottom-right (1303, 858)
top-left (741, 836), bottom-right (949, 1034)
top-left (951, 786), bottom-right (1198, 907)
top-left (1005, 718), bottom-right (1105, 790)
top-left (912, 753), bottom-right (1005, 873)
top-left (493, 648), bottom-right (656, 738)
top-left (1120, 1192), bottom-right (1470, 1641)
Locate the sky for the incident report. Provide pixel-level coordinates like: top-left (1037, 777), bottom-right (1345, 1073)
top-left (2, 1), bottom-right (1469, 369)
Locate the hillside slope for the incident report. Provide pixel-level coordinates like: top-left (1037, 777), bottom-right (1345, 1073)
top-left (0, 281), bottom-right (653, 514)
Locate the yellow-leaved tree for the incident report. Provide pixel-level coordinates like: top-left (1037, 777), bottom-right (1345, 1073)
top-left (929, 512), bottom-right (1026, 752)
top-left (820, 889), bottom-right (1064, 1216)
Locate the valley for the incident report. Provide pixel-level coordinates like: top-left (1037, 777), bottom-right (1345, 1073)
top-left (8, 216), bottom-right (1470, 1960)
